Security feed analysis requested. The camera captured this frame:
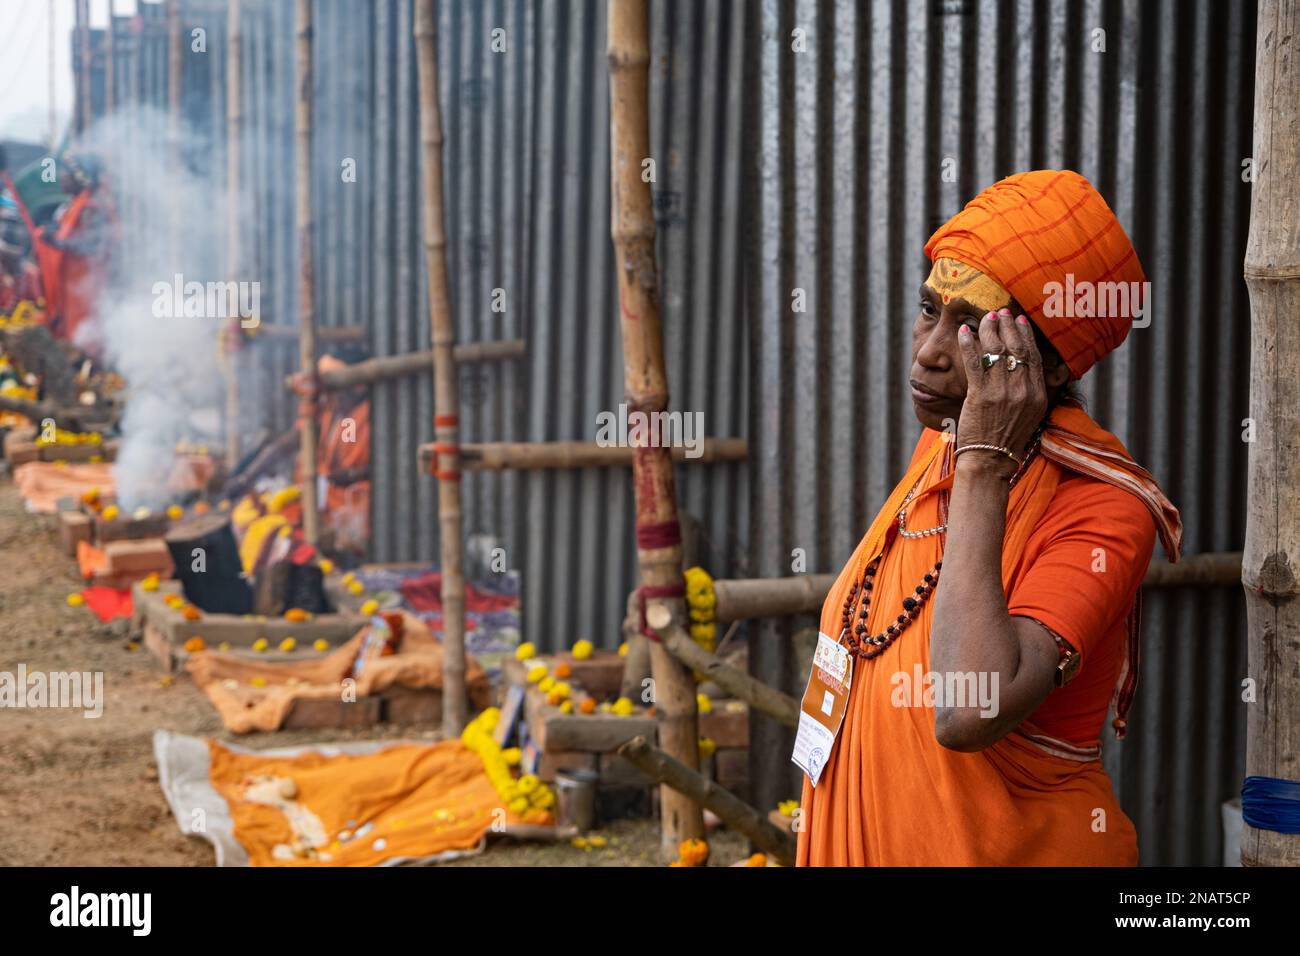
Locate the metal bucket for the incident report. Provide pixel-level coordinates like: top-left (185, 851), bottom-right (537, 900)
top-left (555, 768), bottom-right (599, 832)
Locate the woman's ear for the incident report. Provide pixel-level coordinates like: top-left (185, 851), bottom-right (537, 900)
top-left (1043, 359), bottom-right (1070, 390)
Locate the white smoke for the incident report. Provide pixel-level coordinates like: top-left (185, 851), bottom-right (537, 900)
top-left (72, 106), bottom-right (245, 510)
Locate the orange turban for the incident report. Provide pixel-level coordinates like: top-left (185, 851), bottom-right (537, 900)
top-left (924, 169), bottom-right (1146, 379)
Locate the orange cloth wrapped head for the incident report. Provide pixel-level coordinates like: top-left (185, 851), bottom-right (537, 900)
top-left (924, 169), bottom-right (1146, 379)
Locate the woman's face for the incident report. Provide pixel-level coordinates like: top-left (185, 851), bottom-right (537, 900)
top-left (908, 283), bottom-right (985, 432)
top-left (908, 283), bottom-right (1070, 431)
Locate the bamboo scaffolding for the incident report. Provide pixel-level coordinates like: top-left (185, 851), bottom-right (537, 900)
top-left (1242, 0), bottom-right (1300, 867)
top-left (704, 552), bottom-right (1244, 623)
top-left (414, 0), bottom-right (468, 737)
top-left (617, 735), bottom-right (796, 866)
top-left (282, 340), bottom-right (526, 393)
top-left (295, 0), bottom-right (320, 546)
top-left (648, 612), bottom-right (799, 728)
top-left (224, 0), bottom-right (243, 471)
top-left (416, 437), bottom-right (747, 472)
top-left (608, 0), bottom-right (703, 857)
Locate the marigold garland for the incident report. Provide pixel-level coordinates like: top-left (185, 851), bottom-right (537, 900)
top-left (683, 566), bottom-right (717, 654)
top-left (461, 708), bottom-right (555, 824)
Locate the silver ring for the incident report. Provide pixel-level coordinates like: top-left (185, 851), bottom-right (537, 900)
top-left (1006, 355), bottom-right (1022, 371)
top-left (980, 352), bottom-right (1004, 369)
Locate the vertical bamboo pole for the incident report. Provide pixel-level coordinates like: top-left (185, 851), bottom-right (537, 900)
top-left (168, 0), bottom-right (182, 256)
top-left (49, 0), bottom-right (57, 146)
top-left (296, 0), bottom-right (321, 545)
top-left (607, 0), bottom-right (704, 859)
top-left (225, 0), bottom-right (244, 471)
top-left (76, 0), bottom-right (91, 134)
top-left (104, 0), bottom-right (115, 116)
top-left (1242, 0), bottom-right (1300, 867)
top-left (414, 0), bottom-right (468, 737)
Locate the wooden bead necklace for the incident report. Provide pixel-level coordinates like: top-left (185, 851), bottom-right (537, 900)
top-left (840, 429), bottom-right (1043, 660)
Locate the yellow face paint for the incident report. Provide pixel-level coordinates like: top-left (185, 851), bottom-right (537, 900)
top-left (925, 257), bottom-right (1012, 315)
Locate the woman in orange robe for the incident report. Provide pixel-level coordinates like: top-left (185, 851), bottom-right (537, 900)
top-left (795, 170), bottom-right (1182, 866)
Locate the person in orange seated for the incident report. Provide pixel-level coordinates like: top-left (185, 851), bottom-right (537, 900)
top-left (795, 170), bottom-right (1182, 867)
top-left (34, 154), bottom-right (116, 344)
top-left (315, 351), bottom-right (371, 559)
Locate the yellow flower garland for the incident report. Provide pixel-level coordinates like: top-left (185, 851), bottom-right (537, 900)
top-left (461, 708), bottom-right (556, 823)
top-left (683, 566), bottom-right (717, 654)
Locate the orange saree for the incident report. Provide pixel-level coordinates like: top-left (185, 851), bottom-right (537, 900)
top-left (795, 402), bottom-right (1181, 866)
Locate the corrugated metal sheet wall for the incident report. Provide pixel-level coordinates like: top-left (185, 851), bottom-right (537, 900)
top-left (79, 0), bottom-right (1254, 865)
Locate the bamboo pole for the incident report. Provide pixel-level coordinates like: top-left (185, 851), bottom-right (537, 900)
top-left (295, 0), bottom-right (320, 546)
top-left (414, 0), bottom-right (468, 737)
top-left (168, 0), bottom-right (182, 254)
top-left (417, 437), bottom-right (747, 472)
top-left (104, 0), bottom-right (115, 116)
top-left (649, 614), bottom-right (800, 728)
top-left (1242, 0), bottom-right (1300, 868)
top-left (608, 0), bottom-right (703, 858)
top-left (224, 0), bottom-right (243, 471)
top-left (281, 339), bottom-right (526, 392)
top-left (617, 736), bottom-right (796, 866)
top-left (76, 0), bottom-right (91, 134)
top-left (704, 553), bottom-right (1244, 623)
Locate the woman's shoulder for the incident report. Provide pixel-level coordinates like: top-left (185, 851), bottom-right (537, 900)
top-left (1034, 470), bottom-right (1157, 554)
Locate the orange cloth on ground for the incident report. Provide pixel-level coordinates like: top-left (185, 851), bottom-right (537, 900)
top-left (207, 738), bottom-right (505, 866)
top-left (187, 613), bottom-right (491, 734)
top-left (12, 460), bottom-right (114, 514)
top-left (924, 169), bottom-right (1145, 378)
top-left (796, 402), bottom-right (1181, 866)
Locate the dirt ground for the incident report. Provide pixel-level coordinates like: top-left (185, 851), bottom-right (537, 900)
top-left (0, 479), bottom-right (747, 867)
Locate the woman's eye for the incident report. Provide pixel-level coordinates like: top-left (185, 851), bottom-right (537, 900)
top-left (919, 300), bottom-right (937, 317)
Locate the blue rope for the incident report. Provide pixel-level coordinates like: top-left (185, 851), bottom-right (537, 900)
top-left (1241, 775), bottom-right (1300, 835)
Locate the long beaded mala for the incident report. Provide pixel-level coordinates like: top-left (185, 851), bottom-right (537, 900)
top-left (840, 429), bottom-right (1043, 660)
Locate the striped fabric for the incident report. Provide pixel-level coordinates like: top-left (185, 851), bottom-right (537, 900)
top-left (925, 169), bottom-right (1146, 379)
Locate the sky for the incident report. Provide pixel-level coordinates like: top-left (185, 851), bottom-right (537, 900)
top-left (0, 0), bottom-right (143, 145)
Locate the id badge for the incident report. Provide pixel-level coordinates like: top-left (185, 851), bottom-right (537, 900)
top-left (791, 630), bottom-right (853, 787)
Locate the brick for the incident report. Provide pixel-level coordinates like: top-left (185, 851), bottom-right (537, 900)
top-left (39, 442), bottom-right (112, 463)
top-left (383, 686), bottom-right (442, 725)
top-left (58, 511), bottom-right (92, 557)
top-left (283, 696), bottom-right (382, 730)
top-left (2, 427), bottom-right (35, 458)
top-left (142, 621), bottom-right (176, 672)
top-left (535, 750), bottom-right (598, 783)
top-left (699, 702), bottom-right (749, 748)
top-left (104, 538), bottom-right (174, 575)
top-left (97, 513), bottom-right (171, 544)
top-left (557, 652), bottom-right (625, 699)
top-left (7, 441), bottom-right (40, 465)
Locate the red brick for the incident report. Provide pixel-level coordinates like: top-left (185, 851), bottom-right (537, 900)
top-left (383, 686), bottom-right (442, 725)
top-left (58, 511), bottom-right (92, 557)
top-left (699, 702), bottom-right (749, 748)
top-left (283, 696), bottom-right (382, 730)
top-left (104, 537), bottom-right (174, 575)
